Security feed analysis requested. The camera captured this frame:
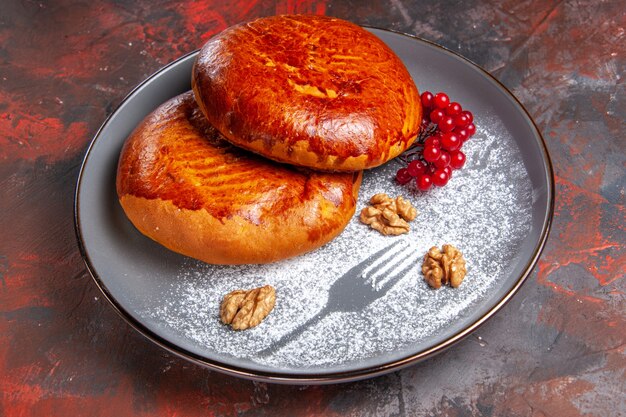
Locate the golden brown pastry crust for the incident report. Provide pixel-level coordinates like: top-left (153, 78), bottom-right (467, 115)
top-left (192, 15), bottom-right (421, 172)
top-left (116, 92), bottom-right (362, 264)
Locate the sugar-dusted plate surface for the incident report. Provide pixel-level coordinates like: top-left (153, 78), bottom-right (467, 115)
top-left (75, 28), bottom-right (553, 384)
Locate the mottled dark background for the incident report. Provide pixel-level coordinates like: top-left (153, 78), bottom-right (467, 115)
top-left (1, 0), bottom-right (624, 415)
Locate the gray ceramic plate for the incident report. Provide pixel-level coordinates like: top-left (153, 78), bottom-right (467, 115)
top-left (75, 28), bottom-right (553, 384)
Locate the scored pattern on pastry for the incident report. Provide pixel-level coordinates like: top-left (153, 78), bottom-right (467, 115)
top-left (116, 92), bottom-right (362, 264)
top-left (192, 15), bottom-right (422, 172)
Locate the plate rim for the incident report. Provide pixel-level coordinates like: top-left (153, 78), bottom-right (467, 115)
top-left (74, 26), bottom-right (555, 384)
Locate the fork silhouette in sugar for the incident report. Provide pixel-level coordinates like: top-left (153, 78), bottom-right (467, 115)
top-left (257, 239), bottom-right (418, 357)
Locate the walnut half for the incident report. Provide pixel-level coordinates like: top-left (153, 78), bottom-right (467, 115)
top-left (422, 244), bottom-right (467, 289)
top-left (359, 193), bottom-right (418, 235)
top-left (220, 285), bottom-right (276, 330)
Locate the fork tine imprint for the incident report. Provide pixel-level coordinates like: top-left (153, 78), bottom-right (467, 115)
top-left (355, 239), bottom-right (405, 278)
top-left (368, 246), bottom-right (418, 290)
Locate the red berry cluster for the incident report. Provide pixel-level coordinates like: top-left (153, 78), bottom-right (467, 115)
top-left (396, 91), bottom-right (476, 191)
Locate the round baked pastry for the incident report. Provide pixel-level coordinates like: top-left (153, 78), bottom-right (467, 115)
top-left (192, 15), bottom-right (421, 172)
top-left (116, 92), bottom-right (362, 265)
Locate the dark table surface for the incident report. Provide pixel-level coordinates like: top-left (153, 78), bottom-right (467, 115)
top-left (1, 0), bottom-right (624, 415)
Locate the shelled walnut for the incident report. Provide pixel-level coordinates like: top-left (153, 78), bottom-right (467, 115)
top-left (359, 193), bottom-right (418, 235)
top-left (422, 244), bottom-right (467, 288)
top-left (220, 285), bottom-right (276, 330)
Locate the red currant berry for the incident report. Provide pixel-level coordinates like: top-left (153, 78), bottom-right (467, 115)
top-left (454, 127), bottom-right (469, 142)
top-left (395, 168), bottom-right (412, 184)
top-left (434, 92), bottom-right (450, 109)
top-left (449, 150), bottom-right (466, 169)
top-left (407, 160), bottom-right (427, 177)
top-left (466, 123), bottom-right (476, 137)
top-left (430, 109), bottom-right (445, 123)
top-left (434, 151), bottom-right (451, 168)
top-left (443, 166), bottom-right (453, 178)
top-left (421, 91), bottom-right (434, 109)
top-left (423, 145), bottom-right (441, 162)
top-left (445, 102), bottom-right (462, 116)
top-left (441, 132), bottom-right (461, 151)
top-left (424, 135), bottom-right (441, 149)
top-left (416, 174), bottom-right (433, 191)
top-left (454, 113), bottom-right (470, 128)
top-left (438, 115), bottom-right (455, 133)
top-left (432, 169), bottom-right (450, 187)
top-left (462, 110), bottom-right (474, 124)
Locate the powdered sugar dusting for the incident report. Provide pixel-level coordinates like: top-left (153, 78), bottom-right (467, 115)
top-left (142, 117), bottom-right (532, 371)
